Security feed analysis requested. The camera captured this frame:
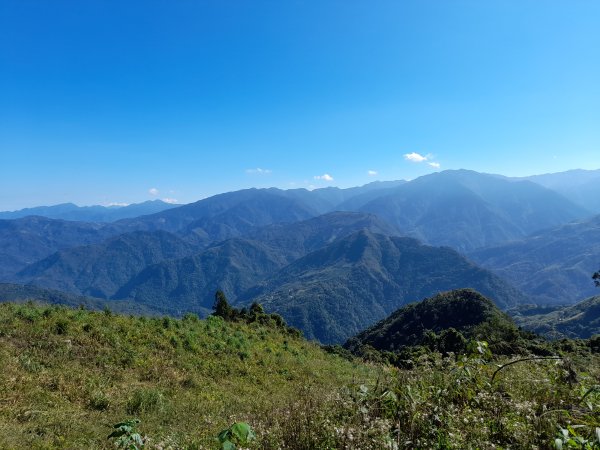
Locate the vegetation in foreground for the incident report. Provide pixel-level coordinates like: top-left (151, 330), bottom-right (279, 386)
top-left (0, 298), bottom-right (599, 449)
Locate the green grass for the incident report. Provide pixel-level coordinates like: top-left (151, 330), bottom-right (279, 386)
top-left (0, 302), bottom-right (378, 449)
top-left (0, 301), bottom-right (599, 449)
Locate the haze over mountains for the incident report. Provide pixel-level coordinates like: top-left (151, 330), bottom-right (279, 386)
top-left (518, 168), bottom-right (600, 213)
top-left (2, 168), bottom-right (599, 343)
top-left (0, 200), bottom-right (177, 222)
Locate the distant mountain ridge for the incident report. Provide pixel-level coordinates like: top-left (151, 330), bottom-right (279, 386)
top-left (517, 169), bottom-right (600, 213)
top-left (17, 230), bottom-right (196, 299)
top-left (96, 212), bottom-right (398, 315)
top-left (0, 200), bottom-right (178, 222)
top-left (513, 295), bottom-right (600, 339)
top-left (0, 216), bottom-right (112, 280)
top-left (470, 213), bottom-right (600, 305)
top-left (357, 170), bottom-right (589, 251)
top-left (1, 169), bottom-right (597, 343)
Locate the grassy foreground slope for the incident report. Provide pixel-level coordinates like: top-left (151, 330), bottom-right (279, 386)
top-left (0, 302), bottom-right (379, 449)
top-left (1, 300), bottom-right (600, 449)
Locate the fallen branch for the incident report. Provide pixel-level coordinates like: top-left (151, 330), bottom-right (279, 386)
top-left (491, 356), bottom-right (562, 384)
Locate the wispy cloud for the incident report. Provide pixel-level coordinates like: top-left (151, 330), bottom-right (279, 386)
top-left (162, 198), bottom-right (178, 204)
top-left (148, 187), bottom-right (159, 196)
top-left (404, 152), bottom-right (441, 169)
top-left (314, 173), bottom-right (334, 181)
top-left (105, 202), bottom-right (129, 207)
top-left (404, 152), bottom-right (428, 163)
top-left (367, 170), bottom-right (378, 176)
top-left (245, 168), bottom-right (272, 175)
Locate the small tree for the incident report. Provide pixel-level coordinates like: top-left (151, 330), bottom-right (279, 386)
top-left (213, 290), bottom-right (233, 320)
top-left (249, 302), bottom-right (264, 315)
top-left (593, 270), bottom-right (600, 287)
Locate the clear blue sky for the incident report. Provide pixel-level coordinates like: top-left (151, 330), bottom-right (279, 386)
top-left (1, 1), bottom-right (599, 209)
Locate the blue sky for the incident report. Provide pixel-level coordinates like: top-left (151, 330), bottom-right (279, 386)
top-left (1, 1), bottom-right (599, 209)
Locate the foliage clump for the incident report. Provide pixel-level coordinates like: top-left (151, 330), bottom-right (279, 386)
top-left (212, 290), bottom-right (301, 337)
top-left (345, 289), bottom-right (549, 362)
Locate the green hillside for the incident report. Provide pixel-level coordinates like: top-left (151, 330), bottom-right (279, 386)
top-left (1, 300), bottom-right (600, 449)
top-left (0, 301), bottom-right (378, 449)
top-left (17, 230), bottom-right (195, 298)
top-left (514, 295), bottom-right (600, 339)
top-left (245, 230), bottom-right (526, 344)
top-left (470, 214), bottom-right (600, 305)
top-left (345, 289), bottom-right (537, 357)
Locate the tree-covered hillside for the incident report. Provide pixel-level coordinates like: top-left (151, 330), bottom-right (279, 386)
top-left (470, 214), bottom-right (600, 304)
top-left (514, 295), bottom-right (600, 339)
top-left (345, 289), bottom-right (538, 357)
top-left (243, 230), bottom-right (526, 344)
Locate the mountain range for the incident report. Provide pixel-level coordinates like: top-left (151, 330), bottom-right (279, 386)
top-left (512, 294), bottom-right (600, 339)
top-left (518, 168), bottom-right (600, 213)
top-left (470, 213), bottom-right (600, 304)
top-left (240, 230), bottom-right (525, 343)
top-left (354, 170), bottom-right (589, 252)
top-left (0, 200), bottom-right (177, 222)
top-left (1, 168), bottom-right (599, 343)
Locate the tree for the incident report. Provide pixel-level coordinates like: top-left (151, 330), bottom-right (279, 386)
top-left (249, 302), bottom-right (264, 316)
top-left (594, 270), bottom-right (600, 287)
top-left (213, 290), bottom-right (233, 320)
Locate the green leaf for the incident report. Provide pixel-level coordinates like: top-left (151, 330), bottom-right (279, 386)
top-left (132, 434), bottom-right (144, 446)
top-left (229, 422), bottom-right (256, 443)
top-left (217, 429), bottom-right (231, 443)
top-left (554, 438), bottom-right (563, 450)
top-left (108, 430), bottom-right (127, 439)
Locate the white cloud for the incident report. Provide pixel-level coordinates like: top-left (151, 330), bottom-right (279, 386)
top-left (404, 152), bottom-right (428, 163)
top-left (367, 170), bottom-right (378, 176)
top-left (245, 168), bottom-right (272, 174)
top-left (105, 202), bottom-right (129, 207)
top-left (404, 152), bottom-right (441, 169)
top-left (314, 173), bottom-right (334, 181)
top-left (148, 188), bottom-right (159, 196)
top-left (162, 198), bottom-right (178, 204)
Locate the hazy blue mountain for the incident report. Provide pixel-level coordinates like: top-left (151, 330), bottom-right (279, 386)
top-left (114, 212), bottom-right (397, 315)
top-left (0, 200), bottom-right (178, 222)
top-left (518, 169), bottom-right (600, 213)
top-left (244, 211), bottom-right (398, 260)
top-left (113, 188), bottom-right (319, 235)
top-left (469, 214), bottom-right (600, 305)
top-left (16, 230), bottom-right (194, 299)
top-left (345, 289), bottom-right (522, 355)
top-left (357, 170), bottom-right (589, 252)
top-left (241, 229), bottom-right (526, 344)
top-left (281, 180), bottom-right (407, 213)
top-left (513, 295), bottom-right (600, 339)
top-left (0, 216), bottom-right (111, 280)
top-left (114, 238), bottom-right (288, 316)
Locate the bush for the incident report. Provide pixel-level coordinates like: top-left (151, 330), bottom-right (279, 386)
top-left (126, 388), bottom-right (166, 415)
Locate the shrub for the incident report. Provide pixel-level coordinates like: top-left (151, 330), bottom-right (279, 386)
top-left (126, 388), bottom-right (165, 415)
